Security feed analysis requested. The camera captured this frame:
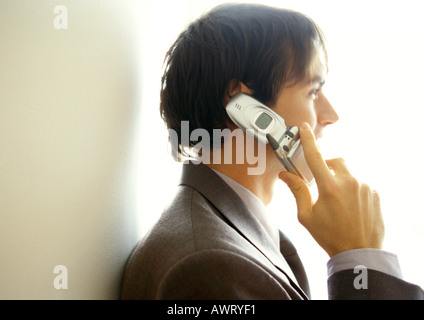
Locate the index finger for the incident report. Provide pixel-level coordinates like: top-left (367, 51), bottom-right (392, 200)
top-left (299, 122), bottom-right (333, 184)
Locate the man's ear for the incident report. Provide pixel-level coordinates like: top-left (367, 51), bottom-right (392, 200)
top-left (224, 80), bottom-right (254, 130)
top-left (224, 80), bottom-right (253, 105)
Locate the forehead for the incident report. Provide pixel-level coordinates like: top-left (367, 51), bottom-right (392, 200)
top-left (284, 44), bottom-right (328, 87)
top-left (306, 46), bottom-right (327, 82)
top-left (284, 48), bottom-right (327, 90)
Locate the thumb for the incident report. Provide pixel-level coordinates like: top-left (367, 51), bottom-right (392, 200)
top-left (279, 171), bottom-right (313, 225)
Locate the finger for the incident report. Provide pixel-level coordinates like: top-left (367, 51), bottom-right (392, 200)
top-left (325, 158), bottom-right (351, 176)
top-left (371, 189), bottom-right (385, 238)
top-left (279, 171), bottom-right (313, 225)
top-left (299, 122), bottom-right (332, 184)
top-left (372, 189), bottom-right (381, 209)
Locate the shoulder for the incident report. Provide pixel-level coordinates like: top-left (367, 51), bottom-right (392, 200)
top-left (121, 186), bottom-right (239, 299)
top-left (157, 249), bottom-right (291, 299)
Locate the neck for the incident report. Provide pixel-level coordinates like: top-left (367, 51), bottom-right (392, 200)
top-left (204, 146), bottom-right (279, 205)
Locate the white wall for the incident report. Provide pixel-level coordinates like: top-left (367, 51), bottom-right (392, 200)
top-left (0, 0), bottom-right (141, 299)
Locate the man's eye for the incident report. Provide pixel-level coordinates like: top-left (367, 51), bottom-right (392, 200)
top-left (310, 88), bottom-right (321, 99)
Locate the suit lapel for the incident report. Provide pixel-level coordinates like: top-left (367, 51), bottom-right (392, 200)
top-left (179, 162), bottom-right (309, 299)
top-left (279, 231), bottom-right (311, 299)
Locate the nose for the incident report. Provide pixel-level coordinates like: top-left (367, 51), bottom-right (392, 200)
top-left (316, 93), bottom-right (339, 126)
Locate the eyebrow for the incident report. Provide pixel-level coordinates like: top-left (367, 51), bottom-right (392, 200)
top-left (307, 75), bottom-right (326, 87)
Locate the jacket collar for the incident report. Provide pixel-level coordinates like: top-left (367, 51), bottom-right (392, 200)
top-left (178, 161), bottom-right (308, 299)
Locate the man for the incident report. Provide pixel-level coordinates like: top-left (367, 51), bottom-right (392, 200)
top-left (121, 3), bottom-right (423, 299)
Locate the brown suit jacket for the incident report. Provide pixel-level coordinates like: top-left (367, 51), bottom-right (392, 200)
top-left (121, 162), bottom-right (423, 300)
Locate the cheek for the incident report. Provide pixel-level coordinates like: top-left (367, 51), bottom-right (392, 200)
top-left (275, 100), bottom-right (317, 129)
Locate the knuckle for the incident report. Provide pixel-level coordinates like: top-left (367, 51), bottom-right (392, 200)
top-left (345, 175), bottom-right (360, 192)
top-left (321, 175), bottom-right (360, 197)
top-left (333, 157), bottom-right (345, 163)
top-left (361, 182), bottom-right (371, 193)
top-left (372, 189), bottom-right (381, 201)
top-left (297, 211), bottom-right (309, 227)
top-left (320, 180), bottom-right (339, 198)
top-left (309, 149), bottom-right (323, 159)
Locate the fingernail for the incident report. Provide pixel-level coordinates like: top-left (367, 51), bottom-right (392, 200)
top-left (301, 122), bottom-right (310, 131)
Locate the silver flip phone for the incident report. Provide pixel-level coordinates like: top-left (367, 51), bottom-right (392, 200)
top-left (226, 93), bottom-right (314, 185)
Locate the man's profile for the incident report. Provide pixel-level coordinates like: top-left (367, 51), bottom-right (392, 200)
top-left (121, 3), bottom-right (424, 299)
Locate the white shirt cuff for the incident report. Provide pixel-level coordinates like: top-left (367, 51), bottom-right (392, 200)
top-left (327, 248), bottom-right (403, 279)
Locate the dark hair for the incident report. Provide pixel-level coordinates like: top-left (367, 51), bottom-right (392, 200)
top-left (160, 3), bottom-right (327, 159)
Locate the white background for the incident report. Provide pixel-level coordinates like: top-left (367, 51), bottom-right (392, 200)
top-left (135, 0), bottom-right (424, 299)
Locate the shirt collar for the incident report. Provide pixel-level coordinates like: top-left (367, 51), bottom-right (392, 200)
top-left (211, 169), bottom-right (280, 250)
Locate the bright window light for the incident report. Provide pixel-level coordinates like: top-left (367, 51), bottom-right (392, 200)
top-left (136, 0), bottom-right (424, 299)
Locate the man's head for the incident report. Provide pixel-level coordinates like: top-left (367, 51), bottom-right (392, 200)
top-left (160, 3), bottom-right (336, 162)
